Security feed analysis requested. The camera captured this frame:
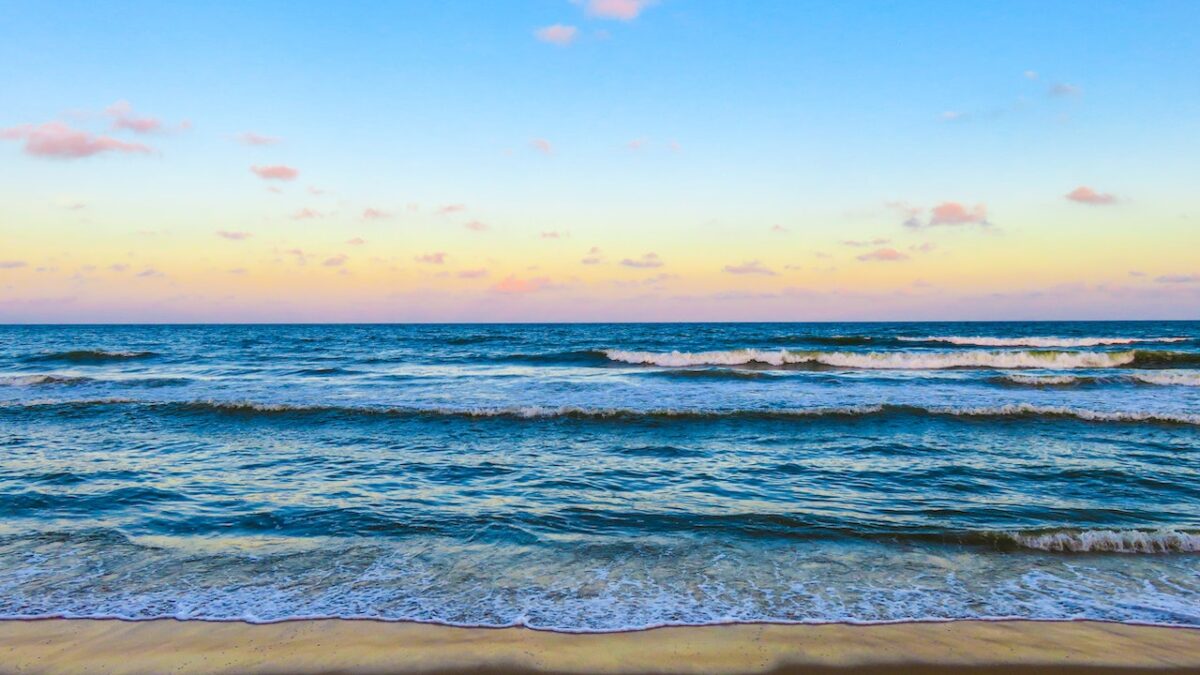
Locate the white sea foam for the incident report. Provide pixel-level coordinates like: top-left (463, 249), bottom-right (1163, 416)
top-left (1130, 371), bottom-right (1200, 386)
top-left (604, 348), bottom-right (1137, 369)
top-left (898, 336), bottom-right (1188, 347)
top-left (1009, 529), bottom-right (1200, 553)
top-left (0, 375), bottom-right (85, 386)
top-left (932, 403), bottom-right (1200, 425)
top-left (1001, 374), bottom-right (1084, 386)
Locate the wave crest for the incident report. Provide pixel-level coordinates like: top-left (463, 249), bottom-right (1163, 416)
top-left (1008, 529), bottom-right (1200, 553)
top-left (899, 336), bottom-right (1189, 347)
top-left (604, 348), bottom-right (1139, 370)
top-left (26, 350), bottom-right (158, 364)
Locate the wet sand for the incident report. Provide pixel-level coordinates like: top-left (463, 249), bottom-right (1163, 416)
top-left (1, 619), bottom-right (1198, 674)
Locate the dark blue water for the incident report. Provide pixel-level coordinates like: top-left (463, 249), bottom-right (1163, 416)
top-left (1, 322), bottom-right (1198, 629)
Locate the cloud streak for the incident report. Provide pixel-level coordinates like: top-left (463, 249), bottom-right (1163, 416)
top-left (1065, 186), bottom-right (1117, 205)
top-left (535, 24), bottom-right (578, 45)
top-left (251, 164), bottom-right (299, 180)
top-left (2, 122), bottom-right (152, 158)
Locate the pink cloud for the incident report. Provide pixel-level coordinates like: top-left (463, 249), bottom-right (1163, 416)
top-left (582, 246), bottom-right (603, 265)
top-left (1065, 186), bottom-right (1117, 205)
top-left (108, 263), bottom-right (129, 272)
top-left (770, 224), bottom-right (788, 233)
top-left (437, 204), bottom-right (466, 215)
top-left (901, 201), bottom-right (989, 229)
top-left (492, 275), bottom-right (553, 293)
top-left (416, 252), bottom-right (448, 265)
top-left (1156, 274), bottom-right (1200, 284)
top-left (362, 208), bottom-right (391, 220)
top-left (535, 24), bottom-right (578, 45)
top-left (251, 164), bottom-right (299, 181)
top-left (841, 238), bottom-right (891, 248)
top-left (626, 138), bottom-right (646, 151)
top-left (930, 202), bottom-right (988, 226)
top-left (323, 254), bottom-right (348, 267)
top-left (0, 260), bottom-right (27, 269)
top-left (237, 132), bottom-right (281, 146)
top-left (723, 260), bottom-right (777, 276)
top-left (457, 268), bottom-right (489, 279)
top-left (531, 138), bottom-right (554, 155)
top-left (1, 122), bottom-right (152, 158)
top-left (291, 208), bottom-right (322, 220)
top-left (857, 248), bottom-right (909, 262)
top-left (540, 231), bottom-right (564, 239)
top-left (216, 230), bottom-right (252, 240)
top-left (587, 0), bottom-right (653, 20)
top-left (346, 237), bottom-right (366, 245)
top-left (136, 268), bottom-right (164, 279)
top-left (105, 100), bottom-right (164, 134)
top-left (464, 220), bottom-right (489, 231)
top-left (621, 252), bottom-right (663, 269)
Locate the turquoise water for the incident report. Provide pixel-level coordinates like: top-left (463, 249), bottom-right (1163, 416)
top-left (0, 322), bottom-right (1197, 629)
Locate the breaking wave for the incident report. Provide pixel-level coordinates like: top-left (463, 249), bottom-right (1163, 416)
top-left (1007, 529), bottom-right (1200, 554)
top-left (6, 399), bottom-right (1198, 426)
top-left (0, 374), bottom-right (92, 386)
top-left (898, 336), bottom-right (1189, 348)
top-left (604, 348), bottom-right (1141, 369)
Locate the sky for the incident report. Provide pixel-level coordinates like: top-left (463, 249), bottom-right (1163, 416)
top-left (1, 0), bottom-right (1198, 322)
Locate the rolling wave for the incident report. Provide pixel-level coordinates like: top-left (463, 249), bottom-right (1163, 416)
top-left (898, 336), bottom-right (1189, 347)
top-left (997, 371), bottom-right (1200, 387)
top-left (0, 374), bottom-right (92, 386)
top-left (1007, 529), bottom-right (1200, 554)
top-left (604, 348), bottom-right (1143, 369)
top-left (25, 349), bottom-right (158, 364)
top-left (7, 399), bottom-right (1198, 425)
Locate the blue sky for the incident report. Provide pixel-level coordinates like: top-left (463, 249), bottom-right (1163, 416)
top-left (1, 1), bottom-right (1198, 321)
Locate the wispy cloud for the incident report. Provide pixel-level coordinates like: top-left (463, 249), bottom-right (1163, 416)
top-left (770, 224), bottom-right (788, 233)
top-left (416, 252), bottom-right (448, 265)
top-left (464, 220), bottom-right (489, 232)
top-left (1156, 274), bottom-right (1200, 284)
top-left (620, 252), bottom-right (663, 269)
top-left (346, 237), bottom-right (366, 246)
top-left (291, 208), bottom-right (322, 220)
top-left (492, 275), bottom-right (554, 293)
top-left (857, 248), bottom-right (909, 262)
top-left (901, 201), bottom-right (990, 229)
top-left (540, 231), bottom-right (565, 239)
top-left (723, 260), bottom-right (777, 276)
top-left (0, 260), bottom-right (27, 270)
top-left (841, 238), bottom-right (891, 248)
top-left (216, 230), bottom-right (252, 240)
top-left (362, 208), bottom-right (391, 220)
top-left (437, 204), bottom-right (466, 215)
top-left (586, 0), bottom-right (654, 21)
top-left (105, 100), bottom-right (163, 134)
top-left (2, 122), bottom-right (151, 158)
top-left (1049, 82), bottom-right (1082, 97)
top-left (530, 138), bottom-right (554, 155)
top-left (323, 254), bottom-right (348, 267)
top-left (236, 132), bottom-right (281, 146)
top-left (251, 164), bottom-right (299, 181)
top-left (581, 246), bottom-right (603, 265)
top-left (457, 268), bottom-right (489, 279)
top-left (1065, 186), bottom-right (1117, 205)
top-left (535, 24), bottom-right (578, 45)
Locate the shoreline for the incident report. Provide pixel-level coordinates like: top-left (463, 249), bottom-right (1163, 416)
top-left (2, 618), bottom-right (1198, 674)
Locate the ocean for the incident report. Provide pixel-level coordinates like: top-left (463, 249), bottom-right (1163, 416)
top-left (0, 322), bottom-right (1197, 630)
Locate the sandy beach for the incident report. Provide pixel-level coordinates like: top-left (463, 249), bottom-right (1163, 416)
top-left (1, 619), bottom-right (1198, 674)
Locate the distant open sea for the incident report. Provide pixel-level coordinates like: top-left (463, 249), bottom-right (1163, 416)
top-left (1, 322), bottom-right (1198, 630)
